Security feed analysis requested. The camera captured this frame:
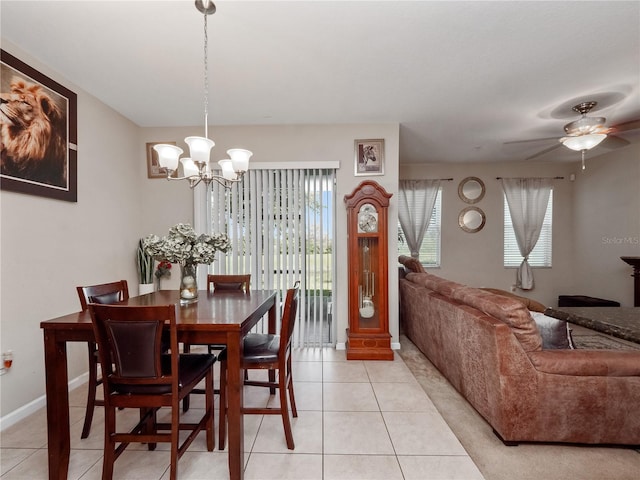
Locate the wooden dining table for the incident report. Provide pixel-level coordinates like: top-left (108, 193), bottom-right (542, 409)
top-left (40, 289), bottom-right (278, 480)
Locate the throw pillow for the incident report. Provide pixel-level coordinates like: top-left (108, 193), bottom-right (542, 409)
top-left (530, 311), bottom-right (575, 349)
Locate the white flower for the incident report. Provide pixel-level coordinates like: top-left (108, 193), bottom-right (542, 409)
top-left (142, 223), bottom-right (231, 265)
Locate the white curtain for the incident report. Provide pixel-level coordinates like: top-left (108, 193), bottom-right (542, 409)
top-left (501, 178), bottom-right (552, 290)
top-left (398, 179), bottom-right (441, 258)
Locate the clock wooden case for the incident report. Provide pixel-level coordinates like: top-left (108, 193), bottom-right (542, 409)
top-left (344, 180), bottom-right (393, 360)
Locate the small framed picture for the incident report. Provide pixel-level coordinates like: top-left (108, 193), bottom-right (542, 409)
top-left (146, 141), bottom-right (176, 178)
top-left (354, 139), bottom-right (384, 176)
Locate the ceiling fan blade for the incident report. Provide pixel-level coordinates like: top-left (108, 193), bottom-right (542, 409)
top-left (600, 134), bottom-right (630, 149)
top-left (526, 143), bottom-right (563, 160)
top-left (504, 137), bottom-right (559, 145)
top-left (609, 118), bottom-right (640, 134)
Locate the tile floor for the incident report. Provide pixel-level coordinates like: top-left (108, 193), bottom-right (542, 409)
top-left (0, 348), bottom-right (484, 480)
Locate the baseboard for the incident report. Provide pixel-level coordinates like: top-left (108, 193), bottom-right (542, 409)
top-left (0, 372), bottom-right (88, 432)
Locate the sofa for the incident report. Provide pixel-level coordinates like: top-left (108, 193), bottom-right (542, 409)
top-left (398, 256), bottom-right (640, 445)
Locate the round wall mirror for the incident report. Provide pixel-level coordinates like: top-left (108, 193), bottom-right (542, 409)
top-left (459, 206), bottom-right (486, 233)
top-left (458, 177), bottom-right (485, 204)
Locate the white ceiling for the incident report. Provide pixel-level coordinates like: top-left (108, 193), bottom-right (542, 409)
top-left (2, 0), bottom-right (639, 165)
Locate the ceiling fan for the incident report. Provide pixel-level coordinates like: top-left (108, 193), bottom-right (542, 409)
top-left (507, 101), bottom-right (640, 169)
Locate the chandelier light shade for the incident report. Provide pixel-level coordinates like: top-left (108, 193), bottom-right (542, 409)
top-left (153, 0), bottom-right (251, 189)
top-left (561, 133), bottom-right (607, 152)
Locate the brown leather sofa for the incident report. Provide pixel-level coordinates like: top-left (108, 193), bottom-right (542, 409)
top-left (398, 257), bottom-right (640, 446)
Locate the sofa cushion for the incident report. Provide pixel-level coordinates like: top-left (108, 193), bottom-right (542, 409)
top-left (405, 272), bottom-right (466, 297)
top-left (451, 287), bottom-right (543, 352)
top-left (398, 255), bottom-right (426, 273)
top-left (530, 311), bottom-right (574, 350)
top-left (479, 288), bottom-right (546, 313)
top-left (528, 350), bottom-right (640, 376)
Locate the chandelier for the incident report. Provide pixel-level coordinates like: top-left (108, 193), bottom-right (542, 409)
top-left (153, 0), bottom-right (251, 189)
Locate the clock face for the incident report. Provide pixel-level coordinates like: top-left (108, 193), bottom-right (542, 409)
top-left (358, 203), bottom-right (378, 233)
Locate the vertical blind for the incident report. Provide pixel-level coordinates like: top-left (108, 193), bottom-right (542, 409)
top-left (209, 168), bottom-right (336, 347)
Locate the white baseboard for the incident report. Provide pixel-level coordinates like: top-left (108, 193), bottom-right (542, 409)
top-left (0, 372), bottom-right (88, 432)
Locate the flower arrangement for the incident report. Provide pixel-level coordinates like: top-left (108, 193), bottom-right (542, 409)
top-left (142, 223), bottom-right (231, 266)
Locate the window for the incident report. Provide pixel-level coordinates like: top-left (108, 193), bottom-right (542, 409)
top-left (398, 188), bottom-right (441, 267)
top-left (504, 190), bottom-right (552, 267)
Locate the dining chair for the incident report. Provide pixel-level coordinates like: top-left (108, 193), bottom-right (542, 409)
top-left (88, 303), bottom-right (215, 480)
top-left (182, 273), bottom-right (251, 412)
top-left (207, 273), bottom-right (251, 293)
top-left (218, 282), bottom-right (300, 450)
top-left (76, 280), bottom-right (129, 439)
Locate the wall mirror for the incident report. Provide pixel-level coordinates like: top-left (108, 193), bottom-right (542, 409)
top-left (459, 206), bottom-right (486, 233)
top-left (458, 176), bottom-right (485, 204)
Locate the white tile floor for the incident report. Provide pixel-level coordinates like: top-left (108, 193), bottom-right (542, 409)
top-left (0, 348), bottom-right (484, 480)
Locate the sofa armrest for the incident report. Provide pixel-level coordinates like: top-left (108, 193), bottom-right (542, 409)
top-left (528, 350), bottom-right (640, 376)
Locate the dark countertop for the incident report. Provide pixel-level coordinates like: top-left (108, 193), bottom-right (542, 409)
top-left (545, 307), bottom-right (640, 344)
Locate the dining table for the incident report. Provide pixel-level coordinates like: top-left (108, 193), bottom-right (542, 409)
top-left (40, 288), bottom-right (278, 480)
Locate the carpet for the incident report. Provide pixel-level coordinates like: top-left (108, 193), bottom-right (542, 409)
top-left (572, 334), bottom-right (640, 350)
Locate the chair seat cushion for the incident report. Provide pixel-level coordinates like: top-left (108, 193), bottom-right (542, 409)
top-left (218, 333), bottom-right (281, 363)
top-left (243, 333), bottom-right (280, 362)
top-left (113, 354), bottom-right (216, 395)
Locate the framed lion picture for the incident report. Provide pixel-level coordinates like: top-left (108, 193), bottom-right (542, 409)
top-left (1, 49), bottom-right (78, 202)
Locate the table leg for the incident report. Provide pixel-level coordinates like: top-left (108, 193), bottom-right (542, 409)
top-left (43, 330), bottom-right (70, 480)
top-left (226, 331), bottom-right (244, 480)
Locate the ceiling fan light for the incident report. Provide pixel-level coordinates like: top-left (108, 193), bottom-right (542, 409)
top-left (564, 115), bottom-right (606, 135)
top-left (561, 133), bottom-right (606, 151)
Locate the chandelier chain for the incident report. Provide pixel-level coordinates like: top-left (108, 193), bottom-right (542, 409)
top-left (203, 12), bottom-right (209, 139)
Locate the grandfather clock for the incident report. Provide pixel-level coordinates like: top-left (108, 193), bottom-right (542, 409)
top-left (344, 180), bottom-right (393, 360)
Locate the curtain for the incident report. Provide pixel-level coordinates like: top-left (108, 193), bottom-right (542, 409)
top-left (501, 178), bottom-right (552, 290)
top-left (398, 179), bottom-right (441, 259)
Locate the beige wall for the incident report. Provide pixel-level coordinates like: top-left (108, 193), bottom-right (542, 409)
top-left (572, 144), bottom-right (640, 306)
top-left (0, 41), bottom-right (145, 417)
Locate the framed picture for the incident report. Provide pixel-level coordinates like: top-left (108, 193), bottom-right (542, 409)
top-left (354, 139), bottom-right (384, 176)
top-left (1, 49), bottom-right (77, 202)
top-left (146, 142), bottom-right (176, 179)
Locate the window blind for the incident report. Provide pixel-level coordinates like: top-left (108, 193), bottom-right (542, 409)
top-left (209, 168), bottom-right (336, 347)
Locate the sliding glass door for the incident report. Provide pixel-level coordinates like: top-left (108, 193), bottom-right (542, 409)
top-left (209, 168), bottom-right (336, 347)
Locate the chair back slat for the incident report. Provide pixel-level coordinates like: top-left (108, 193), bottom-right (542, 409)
top-left (77, 280), bottom-right (129, 310)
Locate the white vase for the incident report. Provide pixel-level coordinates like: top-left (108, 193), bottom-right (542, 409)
top-left (138, 283), bottom-right (155, 295)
